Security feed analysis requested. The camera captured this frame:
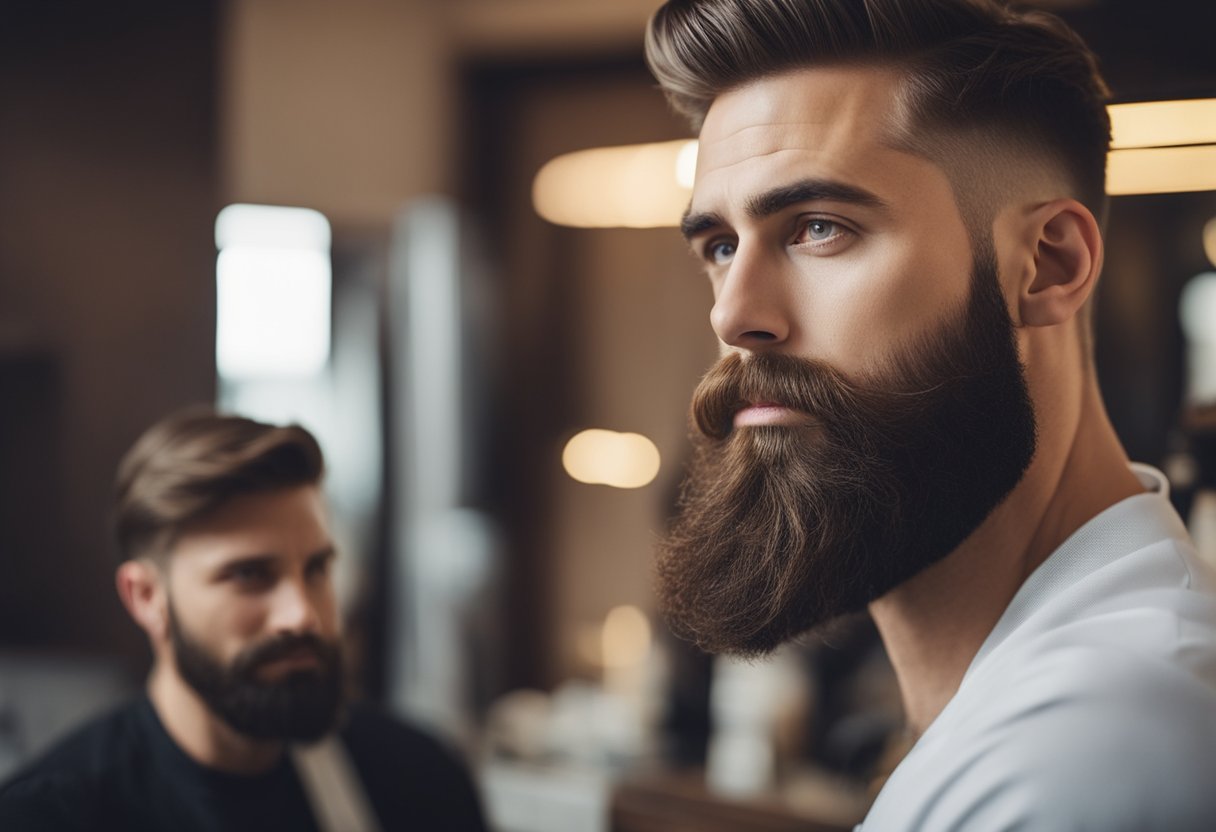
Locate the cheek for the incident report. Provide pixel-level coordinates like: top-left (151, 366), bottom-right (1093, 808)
top-left (166, 587), bottom-right (269, 665)
top-left (316, 584), bottom-right (341, 633)
top-left (230, 598), bottom-right (270, 633)
top-left (807, 239), bottom-right (970, 374)
top-left (203, 595), bottom-right (271, 656)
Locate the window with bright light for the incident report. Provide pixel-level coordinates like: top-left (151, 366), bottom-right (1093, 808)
top-left (215, 204), bottom-right (332, 379)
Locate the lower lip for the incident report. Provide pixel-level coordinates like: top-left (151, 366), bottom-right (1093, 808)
top-left (734, 405), bottom-right (804, 427)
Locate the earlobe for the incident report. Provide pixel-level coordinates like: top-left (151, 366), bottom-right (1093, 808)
top-left (115, 560), bottom-right (168, 641)
top-left (1018, 199), bottom-right (1102, 328)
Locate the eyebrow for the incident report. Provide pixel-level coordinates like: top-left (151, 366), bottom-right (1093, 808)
top-left (307, 545), bottom-right (337, 564)
top-left (215, 545), bottom-right (335, 572)
top-left (213, 553), bottom-right (276, 576)
top-left (680, 178), bottom-right (890, 241)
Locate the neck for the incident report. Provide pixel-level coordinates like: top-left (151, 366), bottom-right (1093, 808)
top-left (147, 661), bottom-right (284, 775)
top-left (869, 377), bottom-right (1143, 734)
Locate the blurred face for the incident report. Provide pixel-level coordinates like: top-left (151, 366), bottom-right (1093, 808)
top-left (658, 67), bottom-right (1036, 655)
top-left (163, 485), bottom-right (342, 740)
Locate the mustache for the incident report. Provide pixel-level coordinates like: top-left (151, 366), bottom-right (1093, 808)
top-left (692, 352), bottom-right (878, 441)
top-left (233, 633), bottom-right (334, 675)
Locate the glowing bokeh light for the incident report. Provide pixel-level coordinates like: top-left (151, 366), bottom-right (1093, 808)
top-left (534, 99), bottom-right (1216, 228)
top-left (601, 605), bottom-right (652, 669)
top-left (532, 140), bottom-right (692, 228)
top-left (215, 204), bottom-right (332, 379)
top-left (1107, 146), bottom-right (1216, 196)
top-left (562, 429), bottom-right (661, 489)
top-left (1109, 98), bottom-right (1216, 150)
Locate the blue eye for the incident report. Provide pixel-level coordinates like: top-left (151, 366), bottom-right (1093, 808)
top-left (707, 239), bottom-right (736, 265)
top-left (805, 220), bottom-right (836, 241)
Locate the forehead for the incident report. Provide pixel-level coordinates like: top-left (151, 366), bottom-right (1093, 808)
top-left (692, 66), bottom-right (953, 218)
top-left (169, 486), bottom-right (331, 568)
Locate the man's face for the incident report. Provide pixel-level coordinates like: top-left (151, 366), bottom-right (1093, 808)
top-left (163, 484), bottom-right (343, 741)
top-left (685, 66), bottom-right (980, 371)
top-left (659, 66), bottom-right (1037, 655)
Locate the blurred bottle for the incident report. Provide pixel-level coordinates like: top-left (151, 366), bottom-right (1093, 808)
top-left (705, 646), bottom-right (810, 797)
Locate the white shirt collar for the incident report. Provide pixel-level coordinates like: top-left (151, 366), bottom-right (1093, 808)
top-left (964, 463), bottom-right (1189, 680)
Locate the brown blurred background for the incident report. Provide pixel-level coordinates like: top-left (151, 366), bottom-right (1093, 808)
top-left (1, 0), bottom-right (1214, 828)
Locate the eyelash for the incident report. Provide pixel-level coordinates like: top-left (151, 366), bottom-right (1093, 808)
top-left (229, 564), bottom-right (273, 589)
top-left (703, 238), bottom-right (736, 265)
top-left (793, 215), bottom-right (853, 248)
top-left (698, 215), bottom-right (855, 265)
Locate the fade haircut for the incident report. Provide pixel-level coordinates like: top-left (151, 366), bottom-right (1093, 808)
top-left (114, 407), bottom-right (324, 563)
top-left (646, 0), bottom-right (1112, 228)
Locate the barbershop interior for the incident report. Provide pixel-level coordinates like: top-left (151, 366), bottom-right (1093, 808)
top-left (1, 0), bottom-right (1214, 829)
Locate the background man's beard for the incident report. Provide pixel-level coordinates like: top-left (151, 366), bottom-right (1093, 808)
top-left (169, 605), bottom-right (344, 742)
top-left (657, 249), bottom-right (1037, 657)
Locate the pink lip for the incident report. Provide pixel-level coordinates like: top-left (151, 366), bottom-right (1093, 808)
top-left (734, 403), bottom-right (804, 427)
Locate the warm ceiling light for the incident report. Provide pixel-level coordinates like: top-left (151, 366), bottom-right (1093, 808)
top-left (532, 140), bottom-right (692, 228)
top-left (1107, 146), bottom-right (1216, 196)
top-left (675, 140), bottom-right (699, 189)
top-left (536, 99), bottom-right (1216, 228)
top-left (1109, 99), bottom-right (1216, 149)
top-left (562, 429), bottom-right (661, 489)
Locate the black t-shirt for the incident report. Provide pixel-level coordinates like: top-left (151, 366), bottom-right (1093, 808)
top-left (0, 697), bottom-right (487, 831)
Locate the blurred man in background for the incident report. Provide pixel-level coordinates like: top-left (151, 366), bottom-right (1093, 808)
top-left (0, 408), bottom-right (486, 831)
top-left (648, 0), bottom-right (1216, 827)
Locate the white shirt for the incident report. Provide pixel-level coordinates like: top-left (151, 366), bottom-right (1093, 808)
top-left (861, 465), bottom-right (1216, 831)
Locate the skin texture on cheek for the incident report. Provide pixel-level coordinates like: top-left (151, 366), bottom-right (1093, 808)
top-left (811, 234), bottom-right (968, 376)
top-left (164, 569), bottom-right (264, 669)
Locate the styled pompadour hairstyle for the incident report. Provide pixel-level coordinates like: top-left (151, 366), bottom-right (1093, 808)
top-left (113, 407), bottom-right (324, 562)
top-left (646, 0), bottom-right (1112, 224)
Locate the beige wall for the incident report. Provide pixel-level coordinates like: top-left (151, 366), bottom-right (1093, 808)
top-left (221, 0), bottom-right (717, 686)
top-left (548, 224), bottom-right (716, 676)
top-left (219, 0), bottom-right (663, 229)
top-left (221, 0), bottom-right (455, 228)
top-left (502, 76), bottom-right (715, 678)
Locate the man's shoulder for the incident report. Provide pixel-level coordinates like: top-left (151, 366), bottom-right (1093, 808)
top-left (340, 702), bottom-right (478, 784)
top-left (869, 644), bottom-right (1216, 831)
top-left (339, 704), bottom-right (487, 831)
top-left (3, 699), bottom-right (148, 785)
top-left (341, 702), bottom-right (455, 761)
top-left (969, 641), bottom-right (1216, 758)
top-left (0, 699), bottom-right (149, 830)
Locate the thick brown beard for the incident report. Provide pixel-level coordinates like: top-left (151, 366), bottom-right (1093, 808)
top-left (170, 603), bottom-right (344, 741)
top-left (656, 251), bottom-right (1036, 657)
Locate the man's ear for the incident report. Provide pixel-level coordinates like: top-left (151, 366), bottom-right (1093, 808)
top-left (1017, 198), bottom-right (1103, 327)
top-left (116, 559), bottom-right (169, 642)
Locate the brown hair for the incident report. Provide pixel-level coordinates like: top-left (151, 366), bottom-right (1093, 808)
top-left (113, 406), bottom-right (324, 562)
top-left (646, 0), bottom-right (1112, 225)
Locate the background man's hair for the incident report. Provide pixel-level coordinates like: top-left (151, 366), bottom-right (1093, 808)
top-left (113, 406), bottom-right (324, 562)
top-left (646, 0), bottom-right (1112, 224)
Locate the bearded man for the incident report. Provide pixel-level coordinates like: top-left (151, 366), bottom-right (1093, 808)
top-left (0, 408), bottom-right (487, 832)
top-left (648, 0), bottom-right (1216, 827)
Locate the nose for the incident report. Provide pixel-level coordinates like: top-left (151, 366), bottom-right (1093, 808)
top-left (268, 578), bottom-right (322, 636)
top-left (709, 247), bottom-right (791, 350)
